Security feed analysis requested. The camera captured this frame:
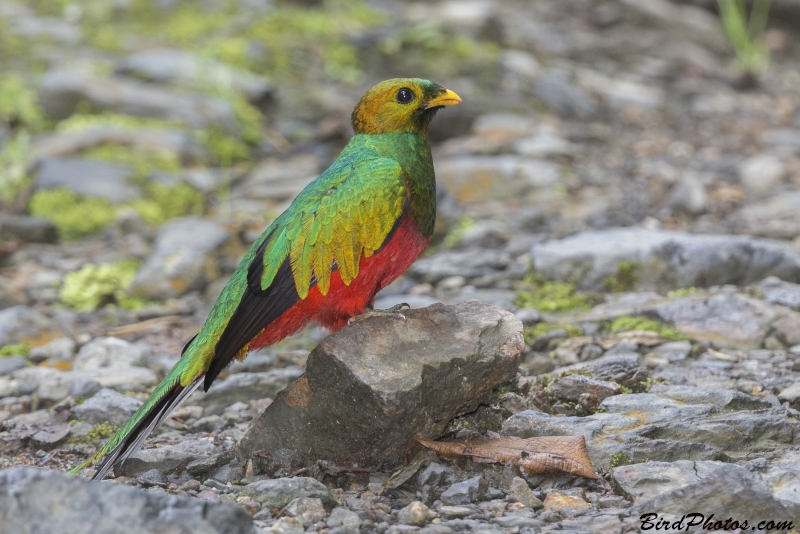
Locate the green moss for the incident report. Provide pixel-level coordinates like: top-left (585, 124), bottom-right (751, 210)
top-left (29, 188), bottom-right (117, 239)
top-left (562, 369), bottom-right (593, 378)
top-left (200, 125), bottom-right (251, 164)
top-left (0, 74), bottom-right (45, 131)
top-left (0, 344), bottom-right (29, 357)
top-left (0, 131), bottom-right (33, 205)
top-left (609, 315), bottom-right (688, 341)
top-left (87, 422), bottom-right (117, 441)
top-left (56, 112), bottom-right (182, 132)
top-left (59, 259), bottom-right (150, 311)
top-left (68, 422), bottom-right (118, 444)
top-left (603, 261), bottom-right (640, 293)
top-left (609, 452), bottom-right (632, 469)
top-left (516, 280), bottom-right (593, 313)
top-left (131, 182), bottom-right (204, 224)
top-left (83, 144), bottom-right (182, 178)
top-left (667, 287), bottom-right (699, 298)
top-left (619, 385), bottom-right (633, 394)
top-left (523, 323), bottom-right (582, 344)
top-left (443, 216), bottom-right (475, 248)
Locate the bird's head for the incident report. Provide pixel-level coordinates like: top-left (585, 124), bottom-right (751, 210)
top-left (351, 78), bottom-right (462, 137)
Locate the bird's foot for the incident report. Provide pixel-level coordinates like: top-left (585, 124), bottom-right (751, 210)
top-left (348, 303), bottom-right (410, 325)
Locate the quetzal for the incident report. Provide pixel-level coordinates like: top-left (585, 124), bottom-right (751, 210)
top-left (70, 78), bottom-right (461, 480)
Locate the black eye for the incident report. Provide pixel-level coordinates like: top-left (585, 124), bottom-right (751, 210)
top-left (396, 88), bottom-right (415, 104)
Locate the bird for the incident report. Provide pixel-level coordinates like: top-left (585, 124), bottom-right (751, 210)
top-left (69, 78), bottom-right (462, 480)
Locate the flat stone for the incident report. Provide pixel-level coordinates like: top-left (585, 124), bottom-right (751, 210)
top-left (503, 384), bottom-right (799, 469)
top-left (436, 506), bottom-right (473, 519)
top-left (136, 469), bottom-right (168, 488)
top-left (39, 69), bottom-right (239, 133)
top-left (130, 217), bottom-right (234, 299)
top-left (34, 127), bottom-right (202, 162)
top-left (759, 276), bottom-right (800, 310)
top-left (542, 492), bottom-right (591, 511)
top-left (199, 368), bottom-right (304, 415)
top-left (28, 337), bottom-right (76, 363)
top-left (236, 301), bottom-right (523, 470)
top-left (437, 156), bottom-right (559, 203)
top-left (326, 507), bottom-right (362, 529)
top-left (507, 477), bottom-right (543, 510)
top-left (116, 49), bottom-right (273, 104)
top-left (774, 311), bottom-right (800, 347)
top-left (643, 293), bottom-right (778, 349)
top-left (0, 216), bottom-right (58, 243)
top-left (0, 466), bottom-right (255, 534)
top-left (546, 375), bottom-right (621, 404)
top-left (36, 158), bottom-right (141, 203)
top-left (74, 337), bottom-right (150, 370)
top-left (0, 356), bottom-right (27, 376)
top-left (0, 306), bottom-right (64, 347)
top-left (241, 477), bottom-right (337, 509)
top-left (115, 439), bottom-right (218, 477)
top-left (281, 497), bottom-right (327, 527)
top-left (398, 501), bottom-right (435, 526)
top-left (441, 476), bottom-right (484, 505)
top-left (611, 460), bottom-right (728, 503)
top-left (531, 229), bottom-right (800, 292)
top-left (739, 191), bottom-right (800, 239)
top-left (70, 388), bottom-right (142, 426)
top-left (408, 250), bottom-right (511, 284)
top-left (778, 382), bottom-right (800, 402)
top-left (628, 462), bottom-right (800, 525)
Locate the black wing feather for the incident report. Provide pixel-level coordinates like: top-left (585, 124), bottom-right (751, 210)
top-left (204, 258), bottom-right (304, 391)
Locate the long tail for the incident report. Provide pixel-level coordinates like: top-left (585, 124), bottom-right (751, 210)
top-left (68, 364), bottom-right (202, 480)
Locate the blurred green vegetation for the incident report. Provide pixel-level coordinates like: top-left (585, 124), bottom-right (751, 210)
top-left (59, 259), bottom-right (150, 311)
top-left (718, 0), bottom-right (772, 80)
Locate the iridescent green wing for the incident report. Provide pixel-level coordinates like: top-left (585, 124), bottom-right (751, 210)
top-left (259, 157), bottom-right (407, 298)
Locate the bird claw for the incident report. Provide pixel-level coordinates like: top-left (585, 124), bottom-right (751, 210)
top-left (348, 303), bottom-right (411, 325)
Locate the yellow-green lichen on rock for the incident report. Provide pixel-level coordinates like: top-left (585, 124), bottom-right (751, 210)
top-left (59, 259), bottom-right (151, 311)
top-left (609, 315), bottom-right (688, 341)
top-left (603, 261), bottom-right (641, 293)
top-left (29, 188), bottom-right (118, 239)
top-left (516, 270), bottom-right (596, 313)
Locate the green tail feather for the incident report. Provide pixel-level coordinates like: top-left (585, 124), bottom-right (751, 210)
top-left (68, 364), bottom-right (199, 479)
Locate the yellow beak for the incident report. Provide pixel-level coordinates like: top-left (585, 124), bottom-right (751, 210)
top-left (426, 89), bottom-right (462, 108)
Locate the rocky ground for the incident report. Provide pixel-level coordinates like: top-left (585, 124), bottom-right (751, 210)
top-left (2, 0), bottom-right (800, 532)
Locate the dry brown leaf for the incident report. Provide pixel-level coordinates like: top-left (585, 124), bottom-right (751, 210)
top-left (417, 436), bottom-right (596, 479)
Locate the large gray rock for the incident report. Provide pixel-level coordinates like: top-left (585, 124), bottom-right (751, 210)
top-left (236, 301), bottom-right (523, 470)
top-left (642, 292), bottom-right (779, 349)
top-left (38, 69), bottom-right (239, 133)
top-left (502, 385), bottom-right (798, 470)
top-left (627, 462), bottom-right (800, 529)
top-left (115, 439), bottom-right (218, 477)
top-left (129, 217), bottom-right (234, 299)
top-left (70, 388), bottom-right (142, 426)
top-left (0, 306), bottom-right (63, 347)
top-left (35, 158), bottom-right (140, 203)
top-left (34, 127), bottom-right (202, 162)
top-left (531, 228), bottom-right (800, 292)
top-left (116, 49), bottom-right (273, 104)
top-left (199, 368), bottom-right (304, 415)
top-left (0, 466), bottom-right (255, 534)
